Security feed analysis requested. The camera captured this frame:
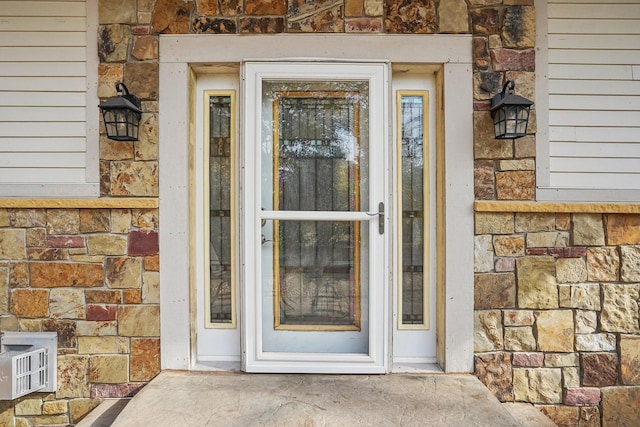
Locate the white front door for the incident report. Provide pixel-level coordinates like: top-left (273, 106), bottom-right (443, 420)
top-left (242, 62), bottom-right (389, 373)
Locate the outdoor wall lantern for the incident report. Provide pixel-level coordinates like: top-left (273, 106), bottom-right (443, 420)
top-left (98, 82), bottom-right (142, 141)
top-left (490, 80), bottom-right (534, 140)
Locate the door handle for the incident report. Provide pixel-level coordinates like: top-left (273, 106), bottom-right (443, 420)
top-left (378, 202), bottom-right (384, 234)
top-left (367, 203), bottom-right (384, 234)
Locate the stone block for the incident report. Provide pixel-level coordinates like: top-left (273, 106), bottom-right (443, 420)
top-left (575, 333), bottom-right (616, 352)
top-left (90, 355), bottom-right (129, 383)
top-left (516, 257), bottom-right (558, 309)
top-left (512, 352), bottom-right (543, 367)
top-left (99, 0), bottom-right (136, 24)
top-left (0, 267), bottom-right (8, 313)
top-left (474, 352), bottom-right (514, 402)
top-left (473, 36), bottom-right (490, 70)
top-left (79, 336), bottom-right (129, 354)
top-left (46, 235), bottom-right (85, 248)
top-left (69, 398), bottom-right (101, 424)
top-left (10, 289), bottom-right (49, 317)
top-left (0, 314), bottom-right (19, 331)
top-left (581, 353), bottom-right (618, 387)
top-left (558, 283), bottom-right (600, 310)
top-left (49, 288), bottom-right (85, 319)
top-left (345, 0), bottom-right (362, 16)
top-left (474, 160), bottom-right (495, 200)
top-left (57, 355), bottom-right (90, 398)
top-left (385, 0), bottom-right (436, 34)
top-left (526, 231), bottom-right (569, 248)
top-left (90, 383), bottom-right (144, 399)
top-left (144, 255), bottom-right (159, 271)
top-left (110, 161), bottom-right (159, 196)
top-left (587, 247), bottom-right (619, 281)
top-left (34, 415), bottom-right (69, 425)
top-left (132, 209), bottom-right (159, 229)
top-left (123, 289), bottom-right (142, 304)
top-left (474, 310), bottom-right (503, 352)
top-left (26, 228), bottom-right (46, 247)
top-left (46, 209), bottom-right (80, 234)
top-left (130, 338), bottom-right (160, 381)
top-left (30, 262), bottom-right (104, 288)
top-left (106, 257), bottom-right (142, 289)
top-left (544, 353), bottom-right (579, 367)
top-left (475, 212), bottom-right (514, 234)
top-left (98, 24), bottom-right (131, 62)
top-left (438, 0), bottom-right (468, 33)
top-left (470, 7), bottom-right (500, 34)
top-left (111, 209), bottom-right (132, 233)
top-left (196, 0), bottom-right (218, 15)
top-left (100, 139), bottom-right (134, 160)
top-left (194, 16), bottom-right (237, 34)
top-left (493, 235), bottom-right (524, 257)
top-left (474, 235), bottom-right (494, 273)
top-left (43, 319), bottom-right (77, 348)
top-left (502, 6), bottom-right (535, 48)
top-left (0, 209), bottom-right (8, 227)
top-left (0, 229), bottom-right (26, 259)
top-left (132, 36), bottom-right (159, 61)
top-left (128, 230), bottom-right (159, 256)
top-left (504, 327), bottom-right (536, 351)
top-left (575, 310), bottom-right (597, 334)
top-left (86, 290), bottom-right (122, 304)
top-left (572, 214), bottom-right (605, 246)
top-left (515, 213), bottom-right (555, 232)
top-left (496, 171), bottom-right (535, 200)
top-left (601, 386), bottom-right (640, 427)
top-left (80, 210), bottom-right (110, 233)
top-left (556, 258), bottom-right (587, 284)
top-left (152, 0), bottom-right (195, 32)
top-left (605, 214), bottom-right (640, 245)
top-left (9, 209), bottom-right (46, 227)
top-left (601, 283), bottom-right (640, 333)
top-left (87, 234), bottom-right (127, 256)
top-left (535, 310), bottom-right (574, 352)
top-left (503, 310), bottom-right (534, 326)
top-left (98, 63), bottom-right (124, 99)
top-left (495, 257), bottom-right (515, 272)
top-left (491, 49), bottom-right (535, 72)
top-left (118, 305), bottom-right (160, 337)
top-left (564, 388), bottom-right (601, 406)
top-left (474, 273), bottom-right (515, 309)
top-left (538, 405), bottom-right (579, 427)
top-left (142, 271), bottom-right (160, 303)
top-left (498, 159), bottom-right (535, 171)
top-left (513, 368), bottom-right (562, 404)
top-left (556, 213), bottom-right (571, 231)
top-left (15, 395), bottom-right (43, 416)
top-left (76, 320), bottom-right (118, 336)
top-left (563, 367), bottom-right (580, 388)
top-left (42, 400), bottom-right (68, 415)
top-left (620, 334), bottom-right (640, 385)
top-left (620, 245), bottom-right (640, 282)
top-left (86, 304), bottom-right (118, 321)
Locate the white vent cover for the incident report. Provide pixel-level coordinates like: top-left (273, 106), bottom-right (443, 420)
top-left (0, 332), bottom-right (57, 400)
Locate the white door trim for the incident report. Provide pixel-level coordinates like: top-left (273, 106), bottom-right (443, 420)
top-left (159, 34), bottom-right (474, 373)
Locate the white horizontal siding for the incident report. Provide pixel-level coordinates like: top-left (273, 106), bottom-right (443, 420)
top-left (547, 0), bottom-right (640, 193)
top-left (0, 0), bottom-right (90, 188)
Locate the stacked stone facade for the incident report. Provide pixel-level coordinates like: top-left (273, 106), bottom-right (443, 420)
top-left (1, 0), bottom-right (638, 426)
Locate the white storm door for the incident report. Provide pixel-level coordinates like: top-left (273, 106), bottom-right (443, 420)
top-left (242, 62), bottom-right (389, 373)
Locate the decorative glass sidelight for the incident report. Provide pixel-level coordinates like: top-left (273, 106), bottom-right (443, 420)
top-left (264, 82), bottom-right (369, 332)
top-left (206, 91), bottom-right (236, 328)
top-left (397, 91), bottom-right (429, 329)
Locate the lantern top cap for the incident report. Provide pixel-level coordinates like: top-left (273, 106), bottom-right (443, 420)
top-left (490, 80), bottom-right (533, 112)
top-left (98, 82), bottom-right (142, 113)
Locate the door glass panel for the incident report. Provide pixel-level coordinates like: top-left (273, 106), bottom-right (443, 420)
top-left (207, 92), bottom-right (235, 328)
top-left (260, 79), bottom-right (370, 352)
top-left (275, 220), bottom-right (361, 330)
top-left (398, 92), bottom-right (428, 329)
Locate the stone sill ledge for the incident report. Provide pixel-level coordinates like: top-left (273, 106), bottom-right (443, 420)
top-left (475, 200), bottom-right (640, 214)
top-left (0, 198), bottom-right (158, 209)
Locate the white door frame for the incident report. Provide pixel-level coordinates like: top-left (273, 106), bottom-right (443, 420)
top-left (159, 34), bottom-right (474, 373)
top-left (242, 61), bottom-right (389, 373)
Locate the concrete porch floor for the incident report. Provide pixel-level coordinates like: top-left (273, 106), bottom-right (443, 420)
top-left (79, 371), bottom-right (556, 427)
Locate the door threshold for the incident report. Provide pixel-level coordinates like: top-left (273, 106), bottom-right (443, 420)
top-left (392, 362), bottom-right (443, 373)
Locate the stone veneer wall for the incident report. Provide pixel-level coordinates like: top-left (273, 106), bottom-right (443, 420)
top-left (0, 208), bottom-right (160, 425)
top-left (2, 0), bottom-right (638, 426)
top-left (474, 211), bottom-right (640, 427)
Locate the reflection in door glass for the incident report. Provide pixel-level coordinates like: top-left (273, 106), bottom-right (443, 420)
top-left (207, 93), bottom-right (235, 327)
top-left (399, 92), bottom-right (428, 328)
